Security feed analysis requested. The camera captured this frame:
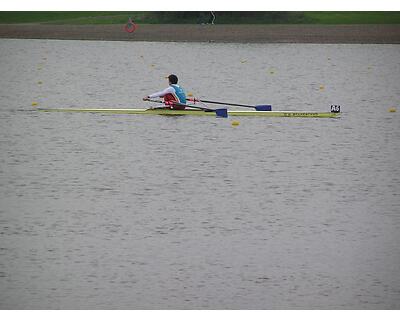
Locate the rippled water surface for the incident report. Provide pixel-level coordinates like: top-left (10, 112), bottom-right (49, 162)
top-left (0, 39), bottom-right (399, 309)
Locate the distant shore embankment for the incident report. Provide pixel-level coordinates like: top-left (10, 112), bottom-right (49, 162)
top-left (1, 24), bottom-right (400, 43)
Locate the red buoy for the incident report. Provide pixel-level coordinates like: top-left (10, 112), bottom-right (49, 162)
top-left (124, 17), bottom-right (137, 33)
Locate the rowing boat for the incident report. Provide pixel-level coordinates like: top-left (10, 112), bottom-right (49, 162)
top-left (38, 108), bottom-right (340, 118)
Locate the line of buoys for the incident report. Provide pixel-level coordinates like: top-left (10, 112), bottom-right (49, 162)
top-left (35, 59), bottom-right (43, 107)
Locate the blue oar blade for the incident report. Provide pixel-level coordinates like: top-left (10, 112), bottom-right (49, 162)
top-left (215, 108), bottom-right (228, 118)
top-left (255, 105), bottom-right (272, 111)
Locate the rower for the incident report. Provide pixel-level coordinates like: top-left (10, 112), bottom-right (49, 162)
top-left (143, 74), bottom-right (187, 110)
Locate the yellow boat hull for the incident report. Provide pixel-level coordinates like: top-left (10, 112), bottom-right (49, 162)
top-left (38, 108), bottom-right (340, 118)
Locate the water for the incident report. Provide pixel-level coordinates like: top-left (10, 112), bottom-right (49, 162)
top-left (0, 39), bottom-right (399, 309)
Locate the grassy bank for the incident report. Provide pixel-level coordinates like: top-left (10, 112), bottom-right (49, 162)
top-left (1, 11), bottom-right (400, 24)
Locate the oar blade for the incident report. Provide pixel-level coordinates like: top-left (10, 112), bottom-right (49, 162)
top-left (255, 105), bottom-right (272, 111)
top-left (215, 108), bottom-right (228, 118)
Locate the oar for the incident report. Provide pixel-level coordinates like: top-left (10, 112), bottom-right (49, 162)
top-left (146, 99), bottom-right (228, 118)
top-left (188, 98), bottom-right (271, 111)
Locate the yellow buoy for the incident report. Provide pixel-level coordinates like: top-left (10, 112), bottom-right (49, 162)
top-left (388, 107), bottom-right (396, 113)
top-left (319, 85), bottom-right (325, 90)
top-left (241, 60), bottom-right (247, 63)
top-left (231, 121), bottom-right (240, 127)
top-left (31, 102), bottom-right (38, 106)
top-left (37, 81), bottom-right (43, 85)
top-left (150, 64), bottom-right (155, 67)
top-left (187, 93), bottom-right (193, 97)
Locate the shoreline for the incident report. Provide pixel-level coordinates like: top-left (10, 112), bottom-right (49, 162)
top-left (1, 24), bottom-right (400, 43)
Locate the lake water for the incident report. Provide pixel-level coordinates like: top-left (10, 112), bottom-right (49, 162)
top-left (0, 39), bottom-right (399, 309)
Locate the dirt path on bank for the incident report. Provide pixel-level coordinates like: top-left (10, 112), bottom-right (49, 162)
top-left (1, 24), bottom-right (400, 43)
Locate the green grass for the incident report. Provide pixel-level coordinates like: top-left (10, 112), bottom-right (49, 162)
top-left (1, 11), bottom-right (400, 24)
top-left (0, 12), bottom-right (128, 24)
top-left (303, 12), bottom-right (400, 24)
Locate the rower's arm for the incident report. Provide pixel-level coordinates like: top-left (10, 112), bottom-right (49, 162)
top-left (148, 87), bottom-right (174, 99)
